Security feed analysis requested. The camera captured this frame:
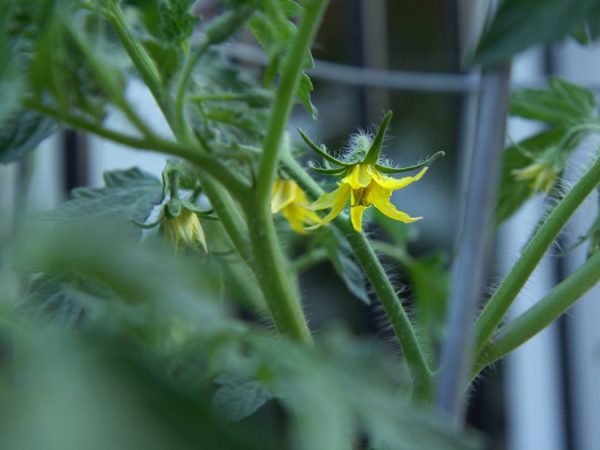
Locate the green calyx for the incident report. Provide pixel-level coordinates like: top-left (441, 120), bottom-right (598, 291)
top-left (300, 110), bottom-right (445, 178)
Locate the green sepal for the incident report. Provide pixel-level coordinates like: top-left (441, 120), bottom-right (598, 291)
top-left (375, 151), bottom-right (445, 174)
top-left (363, 111), bottom-right (393, 164)
top-left (131, 210), bottom-right (164, 229)
top-left (308, 162), bottom-right (347, 176)
top-left (166, 198), bottom-right (182, 218)
top-left (180, 199), bottom-right (215, 218)
top-left (298, 128), bottom-right (350, 167)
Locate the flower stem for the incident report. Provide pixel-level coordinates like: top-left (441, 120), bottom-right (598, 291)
top-left (472, 155), bottom-right (600, 358)
top-left (290, 247), bottom-right (328, 273)
top-left (281, 154), bottom-right (433, 397)
top-left (473, 249), bottom-right (600, 375)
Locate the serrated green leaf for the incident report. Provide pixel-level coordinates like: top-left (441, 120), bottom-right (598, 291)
top-left (510, 77), bottom-right (596, 125)
top-left (143, 38), bottom-right (182, 84)
top-left (472, 0), bottom-right (600, 65)
top-left (298, 72), bottom-right (317, 119)
top-left (158, 0), bottom-right (197, 46)
top-left (496, 128), bottom-right (569, 223)
top-left (248, 4), bottom-right (317, 117)
top-left (212, 374), bottom-right (273, 422)
top-left (42, 168), bottom-right (162, 236)
top-left (0, 109), bottom-right (59, 164)
top-left (18, 273), bottom-right (86, 326)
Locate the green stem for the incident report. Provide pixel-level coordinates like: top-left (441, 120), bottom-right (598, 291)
top-left (472, 156), bottom-right (600, 358)
top-left (473, 249), bottom-right (600, 375)
top-left (290, 247), bottom-right (328, 273)
top-left (69, 28), bottom-right (155, 139)
top-left (240, 1), bottom-right (329, 343)
top-left (105, 2), bottom-right (164, 108)
top-left (105, 5), bottom-right (253, 264)
top-left (247, 205), bottom-right (313, 343)
top-left (201, 181), bottom-right (252, 264)
top-left (26, 100), bottom-right (249, 199)
top-left (255, 0), bottom-right (328, 205)
top-left (343, 224), bottom-right (434, 397)
top-left (174, 40), bottom-right (209, 139)
top-left (281, 154), bottom-right (433, 397)
top-left (371, 241), bottom-right (413, 266)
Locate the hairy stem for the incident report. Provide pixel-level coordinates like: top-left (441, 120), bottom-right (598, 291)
top-left (473, 249), bottom-right (600, 375)
top-left (247, 206), bottom-right (313, 343)
top-left (242, 0), bottom-right (330, 343)
top-left (281, 154), bottom-right (433, 396)
top-left (472, 155), bottom-right (600, 358)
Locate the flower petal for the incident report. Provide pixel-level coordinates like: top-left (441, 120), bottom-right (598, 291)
top-left (271, 179), bottom-right (296, 213)
top-left (350, 205), bottom-right (368, 232)
top-left (283, 205), bottom-right (323, 234)
top-left (309, 186), bottom-right (342, 210)
top-left (370, 185), bottom-right (421, 223)
top-left (320, 183), bottom-right (351, 223)
top-left (342, 163), bottom-right (373, 189)
top-left (373, 166), bottom-right (428, 191)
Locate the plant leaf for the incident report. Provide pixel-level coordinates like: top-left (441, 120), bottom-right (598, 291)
top-left (41, 168), bottom-right (162, 237)
top-left (472, 0), bottom-right (600, 65)
top-left (0, 109), bottom-right (59, 164)
top-left (496, 128), bottom-right (569, 223)
top-left (212, 374), bottom-right (273, 422)
top-left (510, 77), bottom-right (596, 126)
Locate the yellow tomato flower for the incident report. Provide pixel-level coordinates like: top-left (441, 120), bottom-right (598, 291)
top-left (163, 209), bottom-right (208, 252)
top-left (310, 163), bottom-right (427, 232)
top-left (271, 178), bottom-right (322, 233)
top-left (512, 161), bottom-right (556, 193)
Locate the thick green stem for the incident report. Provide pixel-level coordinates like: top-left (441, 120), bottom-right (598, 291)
top-left (474, 249), bottom-right (600, 375)
top-left (241, 0), bottom-right (329, 343)
top-left (247, 205), bottom-right (313, 343)
top-left (472, 156), bottom-right (600, 357)
top-left (255, 0), bottom-right (328, 205)
top-left (281, 154), bottom-right (433, 396)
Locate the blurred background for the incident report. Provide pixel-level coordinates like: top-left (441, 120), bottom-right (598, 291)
top-left (1, 1), bottom-right (600, 449)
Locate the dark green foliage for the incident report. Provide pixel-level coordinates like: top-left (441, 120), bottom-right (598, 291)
top-left (510, 77), bottom-right (596, 126)
top-left (473, 0), bottom-right (600, 65)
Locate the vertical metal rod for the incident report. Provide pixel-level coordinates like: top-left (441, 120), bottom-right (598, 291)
top-left (436, 64), bottom-right (511, 426)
